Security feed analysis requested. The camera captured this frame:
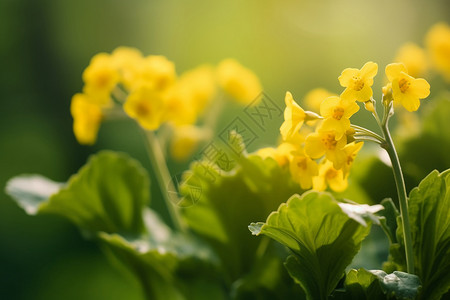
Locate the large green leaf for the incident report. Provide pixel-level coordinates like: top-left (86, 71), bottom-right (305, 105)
top-left (98, 208), bottom-right (225, 300)
top-left (179, 139), bottom-right (303, 282)
top-left (7, 151), bottom-right (150, 237)
top-left (249, 191), bottom-right (372, 300)
top-left (5, 151), bottom-right (224, 300)
top-left (385, 169), bottom-right (450, 300)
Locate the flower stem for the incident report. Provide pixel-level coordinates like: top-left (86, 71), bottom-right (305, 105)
top-left (380, 119), bottom-right (415, 274)
top-left (143, 130), bottom-right (186, 232)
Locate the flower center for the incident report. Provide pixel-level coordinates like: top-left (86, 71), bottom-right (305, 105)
top-left (398, 78), bottom-right (410, 93)
top-left (136, 101), bottom-right (151, 117)
top-left (352, 76), bottom-right (365, 91)
top-left (333, 107), bottom-right (345, 120)
top-left (297, 158), bottom-right (307, 170)
top-left (325, 168), bottom-right (338, 180)
top-left (322, 133), bottom-right (338, 150)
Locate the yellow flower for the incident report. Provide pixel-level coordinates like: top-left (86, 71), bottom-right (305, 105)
top-left (70, 93), bottom-right (103, 145)
top-left (425, 22), bottom-right (450, 81)
top-left (289, 150), bottom-right (319, 189)
top-left (304, 130), bottom-right (347, 169)
top-left (123, 84), bottom-right (165, 130)
top-left (134, 55), bottom-right (177, 91)
top-left (339, 61), bottom-right (378, 102)
top-left (170, 125), bottom-right (208, 161)
top-left (163, 84), bottom-right (198, 126)
top-left (319, 96), bottom-right (359, 140)
top-left (82, 53), bottom-right (120, 106)
top-left (303, 88), bottom-right (337, 112)
top-left (280, 92), bottom-right (306, 141)
top-left (256, 142), bottom-right (298, 167)
top-left (341, 142), bottom-right (363, 175)
top-left (216, 58), bottom-right (262, 105)
top-left (178, 65), bottom-right (217, 114)
top-left (313, 159), bottom-right (348, 192)
top-left (385, 63), bottom-right (430, 112)
top-left (394, 43), bottom-right (428, 78)
top-left (111, 47), bottom-right (144, 90)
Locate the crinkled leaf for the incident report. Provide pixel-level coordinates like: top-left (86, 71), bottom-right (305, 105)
top-left (386, 169), bottom-right (450, 300)
top-left (250, 191), bottom-right (372, 300)
top-left (337, 268), bottom-right (421, 300)
top-left (98, 208), bottom-right (224, 300)
top-left (179, 139), bottom-right (303, 281)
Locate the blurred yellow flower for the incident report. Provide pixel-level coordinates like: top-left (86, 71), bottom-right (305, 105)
top-left (134, 55), bottom-right (177, 91)
top-left (124, 84), bottom-right (165, 130)
top-left (394, 43), bottom-right (428, 78)
top-left (319, 96), bottom-right (359, 140)
top-left (256, 142), bottom-right (298, 167)
top-left (178, 65), bottom-right (217, 114)
top-left (82, 53), bottom-right (120, 106)
top-left (163, 84), bottom-right (198, 126)
top-left (425, 22), bottom-right (450, 81)
top-left (170, 125), bottom-right (208, 161)
top-left (111, 47), bottom-right (144, 90)
top-left (216, 58), bottom-right (262, 105)
top-left (303, 88), bottom-right (337, 112)
top-left (341, 142), bottom-right (363, 175)
top-left (289, 150), bottom-right (319, 189)
top-left (339, 61), bottom-right (378, 102)
top-left (313, 160), bottom-right (348, 192)
top-left (385, 63), bottom-right (430, 112)
top-left (70, 93), bottom-right (103, 145)
top-left (280, 92), bottom-right (306, 141)
top-left (304, 131), bottom-right (347, 169)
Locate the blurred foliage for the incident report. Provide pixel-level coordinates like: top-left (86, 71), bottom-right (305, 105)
top-left (1, 0), bottom-right (449, 298)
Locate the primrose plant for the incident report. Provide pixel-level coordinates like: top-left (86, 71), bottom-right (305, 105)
top-left (5, 23), bottom-right (450, 300)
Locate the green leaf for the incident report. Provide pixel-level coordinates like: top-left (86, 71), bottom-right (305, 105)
top-left (250, 191), bottom-right (372, 300)
top-left (377, 198), bottom-right (400, 244)
top-left (98, 208), bottom-right (225, 300)
top-left (338, 268), bottom-right (421, 300)
top-left (179, 145), bottom-right (303, 281)
top-left (5, 174), bottom-right (63, 214)
top-left (386, 169), bottom-right (450, 299)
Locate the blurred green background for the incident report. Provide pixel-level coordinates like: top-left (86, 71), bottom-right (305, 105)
top-left (1, 0), bottom-right (449, 299)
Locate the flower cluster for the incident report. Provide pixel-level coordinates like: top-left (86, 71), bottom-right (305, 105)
top-left (258, 60), bottom-right (430, 192)
top-left (71, 47), bottom-right (262, 146)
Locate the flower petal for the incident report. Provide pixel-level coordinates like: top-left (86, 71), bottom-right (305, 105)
top-left (338, 68), bottom-right (359, 87)
top-left (360, 61), bottom-right (378, 79)
top-left (385, 63), bottom-right (408, 82)
top-left (410, 78), bottom-right (430, 99)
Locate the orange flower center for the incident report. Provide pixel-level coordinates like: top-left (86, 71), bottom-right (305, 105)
top-left (136, 101), bottom-right (151, 117)
top-left (322, 133), bottom-right (338, 150)
top-left (398, 78), bottom-right (410, 93)
top-left (297, 158), bottom-right (307, 170)
top-left (325, 168), bottom-right (338, 179)
top-left (333, 107), bottom-right (345, 120)
top-left (352, 76), bottom-right (365, 91)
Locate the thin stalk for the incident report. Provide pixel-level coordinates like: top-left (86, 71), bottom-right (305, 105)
top-left (381, 119), bottom-right (415, 274)
top-left (143, 130), bottom-right (186, 232)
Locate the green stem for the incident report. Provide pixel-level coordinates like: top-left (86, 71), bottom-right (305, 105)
top-left (381, 120), bottom-right (415, 274)
top-left (143, 130), bottom-right (186, 232)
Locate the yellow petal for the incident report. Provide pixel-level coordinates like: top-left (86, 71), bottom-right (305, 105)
top-left (385, 63), bottom-right (408, 82)
top-left (320, 96), bottom-right (341, 118)
top-left (360, 61), bottom-right (378, 79)
top-left (410, 78), bottom-right (430, 99)
top-left (338, 68), bottom-right (359, 87)
top-left (400, 94), bottom-right (421, 112)
top-left (305, 133), bottom-right (326, 159)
